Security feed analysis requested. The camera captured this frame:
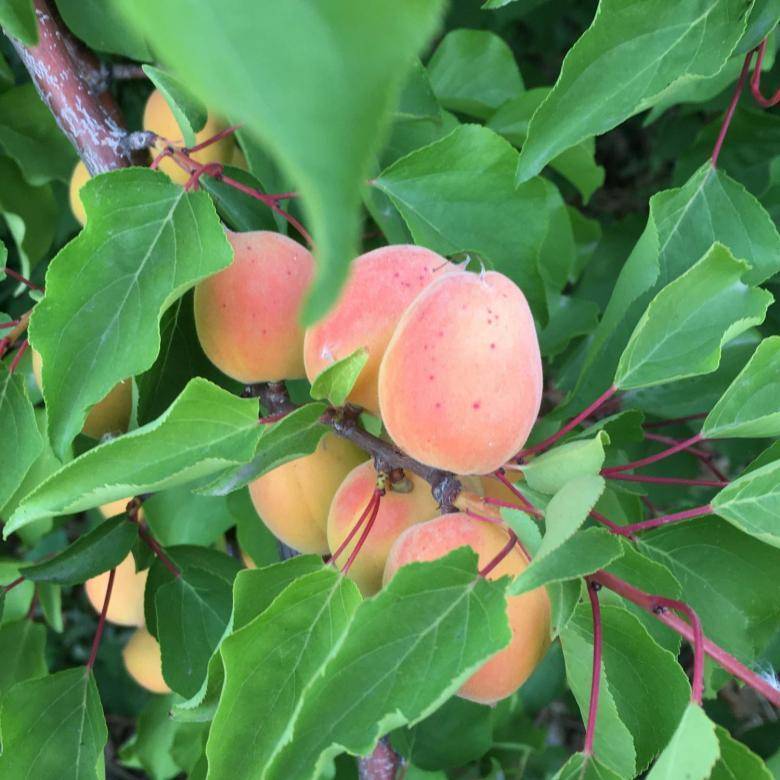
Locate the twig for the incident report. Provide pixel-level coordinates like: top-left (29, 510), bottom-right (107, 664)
top-left (358, 739), bottom-right (402, 780)
top-left (750, 39), bottom-right (780, 107)
top-left (711, 48), bottom-right (754, 168)
top-left (583, 579), bottom-right (603, 755)
top-left (602, 434), bottom-right (703, 474)
top-left (618, 504), bottom-right (712, 535)
top-left (3, 267), bottom-right (43, 292)
top-left (86, 567), bottom-right (115, 670)
top-left (653, 597), bottom-right (704, 704)
top-left (604, 473), bottom-right (727, 488)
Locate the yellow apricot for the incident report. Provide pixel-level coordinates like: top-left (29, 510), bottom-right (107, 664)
top-left (231, 145), bottom-right (248, 170)
top-left (304, 245), bottom-right (454, 415)
top-left (194, 230), bottom-right (314, 383)
top-left (84, 552), bottom-right (147, 627)
top-left (122, 627), bottom-right (170, 694)
top-left (249, 433), bottom-right (367, 554)
top-left (32, 350), bottom-right (131, 440)
top-left (480, 474), bottom-right (524, 506)
top-left (142, 88), bottom-right (234, 185)
top-left (378, 270), bottom-right (543, 475)
top-left (384, 512), bottom-right (550, 704)
top-left (69, 160), bottom-right (90, 226)
top-left (327, 461), bottom-right (439, 595)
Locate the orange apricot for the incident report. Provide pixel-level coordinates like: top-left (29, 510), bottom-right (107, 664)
top-left (122, 627), bottom-right (170, 694)
top-left (84, 552), bottom-right (147, 627)
top-left (68, 160), bottom-right (90, 226)
top-left (32, 350), bottom-right (132, 440)
top-left (384, 512), bottom-right (550, 704)
top-left (327, 461), bottom-right (439, 595)
top-left (303, 245), bottom-right (454, 415)
top-left (378, 270), bottom-right (542, 475)
top-left (143, 88), bottom-right (234, 185)
top-left (249, 433), bottom-right (368, 554)
top-left (194, 230), bottom-right (314, 383)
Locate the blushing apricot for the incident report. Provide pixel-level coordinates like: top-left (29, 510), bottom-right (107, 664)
top-left (69, 160), bottom-right (89, 226)
top-left (194, 230), bottom-right (314, 383)
top-left (384, 512), bottom-right (550, 704)
top-left (143, 88), bottom-right (234, 186)
top-left (122, 627), bottom-right (170, 694)
top-left (32, 350), bottom-right (132, 440)
top-left (249, 433), bottom-right (367, 554)
top-left (303, 245), bottom-right (454, 415)
top-left (327, 461), bottom-right (439, 595)
top-left (378, 271), bottom-right (542, 475)
top-left (85, 552), bottom-right (147, 627)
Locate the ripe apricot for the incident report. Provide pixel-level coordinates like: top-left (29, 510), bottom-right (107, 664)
top-left (249, 433), bottom-right (367, 554)
top-left (142, 88), bottom-right (234, 185)
top-left (122, 627), bottom-right (170, 694)
top-left (327, 461), bottom-right (439, 595)
top-left (194, 230), bottom-right (314, 383)
top-left (68, 160), bottom-right (89, 226)
top-left (32, 350), bottom-right (132, 440)
top-left (84, 552), bottom-right (147, 627)
top-left (384, 512), bottom-right (550, 704)
top-left (378, 270), bottom-right (542, 474)
top-left (303, 245), bottom-right (453, 415)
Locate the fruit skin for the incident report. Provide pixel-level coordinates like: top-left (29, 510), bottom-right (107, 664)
top-left (378, 270), bottom-right (543, 475)
top-left (384, 512), bottom-right (550, 704)
top-left (122, 627), bottom-right (170, 694)
top-left (194, 230), bottom-right (314, 383)
top-left (84, 552), bottom-right (147, 627)
top-left (303, 245), bottom-right (453, 415)
top-left (480, 474), bottom-right (523, 506)
top-left (249, 433), bottom-right (367, 554)
top-left (69, 160), bottom-right (90, 226)
top-left (142, 88), bottom-right (234, 185)
top-left (327, 461), bottom-right (439, 595)
top-left (32, 350), bottom-right (132, 440)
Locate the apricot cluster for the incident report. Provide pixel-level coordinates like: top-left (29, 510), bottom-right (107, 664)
top-left (192, 232), bottom-right (549, 703)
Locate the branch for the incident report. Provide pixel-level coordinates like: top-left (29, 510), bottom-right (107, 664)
top-left (358, 739), bottom-right (402, 780)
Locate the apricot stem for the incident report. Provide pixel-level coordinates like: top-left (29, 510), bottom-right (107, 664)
top-left (711, 48), bottom-right (753, 168)
top-left (126, 498), bottom-right (180, 578)
top-left (602, 434), bottom-right (703, 474)
top-left (1, 575), bottom-right (25, 594)
top-left (604, 473), bottom-right (727, 488)
top-left (8, 339), bottom-right (29, 374)
top-left (643, 413), bottom-right (707, 429)
top-left (340, 490), bottom-right (383, 575)
top-left (185, 124), bottom-right (240, 154)
top-left (0, 320), bottom-right (19, 329)
top-left (86, 566), bottom-right (115, 670)
top-left (464, 508), bottom-right (503, 525)
top-left (330, 488), bottom-right (382, 566)
top-left (589, 510), bottom-right (632, 537)
top-left (479, 530), bottom-right (520, 577)
top-left (654, 597), bottom-right (704, 704)
top-left (750, 39), bottom-right (780, 107)
top-left (492, 471), bottom-right (543, 517)
top-left (3, 267), bottom-right (43, 292)
top-left (619, 504), bottom-right (712, 535)
top-left (583, 579), bottom-right (602, 756)
top-left (642, 433), bottom-right (711, 458)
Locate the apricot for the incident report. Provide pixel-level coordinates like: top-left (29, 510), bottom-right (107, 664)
top-left (68, 160), bottom-right (89, 226)
top-left (384, 512), bottom-right (550, 704)
top-left (84, 552), bottom-right (147, 627)
top-left (303, 245), bottom-right (454, 415)
top-left (194, 230), bottom-right (314, 383)
top-left (122, 627), bottom-right (170, 694)
top-left (480, 474), bottom-right (525, 506)
top-left (32, 350), bottom-right (132, 440)
top-left (327, 461), bottom-right (439, 595)
top-left (249, 433), bottom-right (367, 554)
top-left (378, 270), bottom-right (542, 475)
top-left (142, 88), bottom-right (234, 185)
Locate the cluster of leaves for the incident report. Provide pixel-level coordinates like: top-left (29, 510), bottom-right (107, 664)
top-left (2, 0), bottom-right (780, 779)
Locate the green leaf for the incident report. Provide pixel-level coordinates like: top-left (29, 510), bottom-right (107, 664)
top-left (0, 369), bottom-right (42, 509)
top-left (500, 507), bottom-right (542, 555)
top-left (516, 0), bottom-right (751, 182)
top-left (614, 243), bottom-right (771, 390)
top-left (202, 402), bottom-right (328, 495)
top-left (21, 516), bottom-right (137, 585)
top-left (0, 667), bottom-right (107, 779)
top-left (0, 83), bottom-right (76, 183)
top-left (702, 337), bottom-right (780, 439)
top-left (712, 460), bottom-right (780, 548)
top-left (711, 725), bottom-right (774, 780)
top-left (540, 293), bottom-right (601, 357)
top-left (522, 432), bottom-right (608, 495)
top-left (552, 752), bottom-right (627, 780)
top-left (0, 561), bottom-right (34, 623)
top-left (121, 0), bottom-right (445, 323)
top-left (309, 347), bottom-right (369, 406)
top-left (0, 0), bottom-right (37, 45)
top-left (206, 568), bottom-right (362, 778)
top-left (6, 379), bottom-right (261, 535)
top-left (375, 124), bottom-right (575, 317)
top-left (0, 619), bottom-right (47, 694)
top-left (548, 579), bottom-right (582, 640)
top-left (396, 59), bottom-right (440, 121)
top-left (201, 165), bottom-right (279, 233)
top-left (142, 65), bottom-right (208, 146)
top-left (38, 581), bottom-right (63, 633)
top-left (645, 703), bottom-right (719, 780)
top-left (427, 29), bottom-right (524, 119)
top-left (256, 549), bottom-right (511, 778)
top-left (30, 168), bottom-right (233, 457)
top-left (508, 528), bottom-right (623, 596)
top-left (568, 163), bottom-right (780, 414)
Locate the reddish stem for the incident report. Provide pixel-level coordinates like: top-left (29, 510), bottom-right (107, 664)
top-left (137, 525), bottom-right (180, 577)
top-left (0, 320), bottom-right (19, 330)
top-left (750, 39), bottom-right (780, 107)
top-left (3, 267), bottom-right (43, 292)
top-left (8, 339), bottom-right (29, 374)
top-left (654, 597), bottom-right (705, 704)
top-left (464, 508), bottom-right (503, 525)
top-left (479, 530), bottom-right (519, 577)
top-left (644, 413), bottom-right (707, 429)
top-left (1, 575), bottom-right (25, 594)
top-left (603, 434), bottom-right (703, 474)
top-left (330, 489), bottom-right (381, 566)
top-left (358, 739), bottom-right (402, 780)
top-left (604, 473), bottom-right (727, 488)
top-left (711, 49), bottom-right (754, 167)
top-left (185, 124), bottom-right (240, 154)
top-left (643, 433), bottom-right (711, 459)
top-left (341, 491), bottom-right (383, 575)
top-left (519, 385), bottom-right (618, 458)
top-left (619, 504), bottom-right (712, 535)
top-left (258, 410), bottom-right (291, 425)
top-left (492, 471), bottom-right (543, 517)
top-left (583, 579), bottom-right (603, 755)
top-left (86, 567), bottom-right (115, 670)
top-left (589, 510), bottom-right (632, 537)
